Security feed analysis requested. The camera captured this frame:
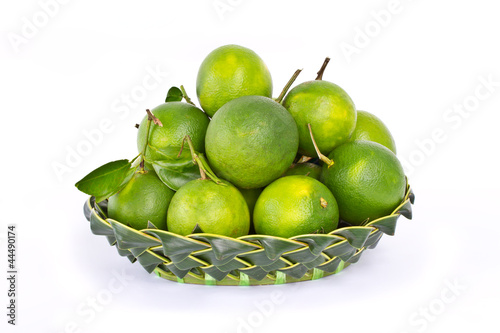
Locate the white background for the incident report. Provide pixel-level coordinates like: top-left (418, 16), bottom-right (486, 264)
top-left (1, 0), bottom-right (499, 332)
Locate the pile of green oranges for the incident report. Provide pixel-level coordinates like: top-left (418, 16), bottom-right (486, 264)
top-left (104, 44), bottom-right (407, 239)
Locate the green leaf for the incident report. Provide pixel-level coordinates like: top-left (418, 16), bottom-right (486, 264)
top-left (148, 146), bottom-right (201, 191)
top-left (282, 247), bottom-right (318, 263)
top-left (239, 235), bottom-right (304, 261)
top-left (194, 250), bottom-right (249, 271)
top-left (108, 219), bottom-right (162, 250)
top-left (317, 257), bottom-right (343, 273)
top-left (367, 215), bottom-right (400, 236)
top-left (190, 234), bottom-right (261, 263)
top-left (165, 86), bottom-right (183, 102)
top-left (201, 266), bottom-right (229, 282)
top-left (291, 234), bottom-right (345, 256)
top-left (134, 249), bottom-right (168, 273)
top-left (191, 224), bottom-right (204, 234)
top-left (217, 257), bottom-right (249, 272)
top-left (278, 263), bottom-right (309, 279)
top-left (239, 266), bottom-right (269, 281)
top-left (142, 229), bottom-right (210, 263)
top-left (237, 249), bottom-right (279, 267)
top-left (172, 255), bottom-right (208, 271)
top-left (75, 160), bottom-right (135, 202)
top-left (330, 226), bottom-right (374, 249)
top-left (261, 258), bottom-right (289, 272)
top-left (322, 240), bottom-right (355, 259)
top-left (346, 249), bottom-right (365, 264)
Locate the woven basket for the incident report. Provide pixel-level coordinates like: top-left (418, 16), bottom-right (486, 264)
top-left (83, 182), bottom-right (414, 286)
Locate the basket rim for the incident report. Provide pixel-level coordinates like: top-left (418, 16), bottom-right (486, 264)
top-left (83, 182), bottom-right (414, 286)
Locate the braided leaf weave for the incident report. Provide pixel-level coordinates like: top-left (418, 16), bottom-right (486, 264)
top-left (83, 183), bottom-right (414, 286)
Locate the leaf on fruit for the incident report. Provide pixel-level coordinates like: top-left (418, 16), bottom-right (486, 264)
top-left (191, 224), bottom-right (204, 234)
top-left (75, 160), bottom-right (135, 202)
top-left (165, 87), bottom-right (183, 102)
top-left (149, 146), bottom-right (201, 191)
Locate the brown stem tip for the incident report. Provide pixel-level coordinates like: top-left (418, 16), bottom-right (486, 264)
top-left (297, 155), bottom-right (313, 163)
top-left (146, 109), bottom-right (163, 127)
top-left (315, 57), bottom-right (331, 80)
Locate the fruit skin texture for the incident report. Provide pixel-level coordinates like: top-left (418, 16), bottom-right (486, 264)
top-left (196, 44), bottom-right (273, 117)
top-left (320, 140), bottom-right (406, 226)
top-left (166, 179), bottom-right (250, 238)
top-left (108, 171), bottom-right (174, 230)
top-left (239, 187), bottom-right (263, 216)
top-left (253, 175), bottom-right (339, 238)
top-left (238, 187), bottom-right (263, 234)
top-left (283, 162), bottom-right (322, 180)
top-left (205, 96), bottom-right (299, 189)
top-left (137, 102), bottom-right (210, 162)
top-left (282, 80), bottom-right (357, 157)
top-left (349, 110), bottom-right (397, 154)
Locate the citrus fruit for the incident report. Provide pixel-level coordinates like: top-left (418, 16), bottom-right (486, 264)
top-left (107, 171), bottom-right (175, 230)
top-left (349, 110), bottom-right (397, 154)
top-left (205, 95), bottom-right (299, 189)
top-left (282, 80), bottom-right (356, 157)
top-left (320, 140), bottom-right (406, 225)
top-left (166, 179), bottom-right (250, 237)
top-left (137, 102), bottom-right (210, 163)
top-left (238, 187), bottom-right (263, 233)
top-left (239, 187), bottom-right (262, 216)
top-left (283, 162), bottom-right (321, 180)
top-left (196, 44), bottom-right (273, 117)
top-left (253, 175), bottom-right (339, 238)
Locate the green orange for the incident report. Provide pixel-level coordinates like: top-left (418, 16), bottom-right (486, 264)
top-left (239, 187), bottom-right (263, 234)
top-left (349, 110), bottom-right (397, 154)
top-left (253, 175), bottom-right (339, 238)
top-left (137, 102), bottom-right (209, 163)
top-left (239, 187), bottom-right (262, 216)
top-left (166, 179), bottom-right (250, 237)
top-left (196, 44), bottom-right (273, 117)
top-left (283, 162), bottom-right (322, 180)
top-left (107, 171), bottom-right (174, 230)
top-left (282, 80), bottom-right (357, 157)
top-left (205, 95), bottom-right (299, 189)
top-left (320, 141), bottom-right (406, 225)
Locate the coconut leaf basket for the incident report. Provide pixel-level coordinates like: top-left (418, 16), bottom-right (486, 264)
top-left (83, 181), bottom-right (414, 286)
